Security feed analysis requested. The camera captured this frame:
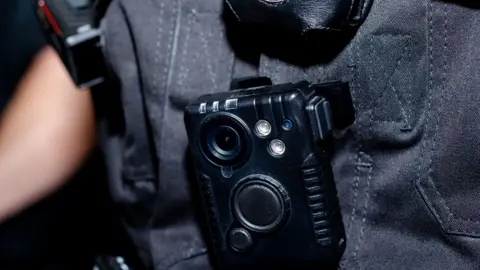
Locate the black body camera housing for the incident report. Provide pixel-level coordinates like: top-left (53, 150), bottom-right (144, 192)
top-left (184, 77), bottom-right (354, 269)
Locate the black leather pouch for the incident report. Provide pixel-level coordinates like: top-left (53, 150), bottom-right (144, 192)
top-left (225, 0), bottom-right (373, 34)
top-left (224, 0), bottom-right (373, 65)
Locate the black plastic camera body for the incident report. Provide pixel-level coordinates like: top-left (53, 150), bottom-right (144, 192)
top-left (184, 77), bottom-right (354, 269)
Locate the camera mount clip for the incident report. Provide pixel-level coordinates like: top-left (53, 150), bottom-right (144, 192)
top-left (230, 77), bottom-right (355, 131)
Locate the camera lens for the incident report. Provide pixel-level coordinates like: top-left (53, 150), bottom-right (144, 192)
top-left (210, 126), bottom-right (241, 158)
top-left (200, 113), bottom-right (252, 167)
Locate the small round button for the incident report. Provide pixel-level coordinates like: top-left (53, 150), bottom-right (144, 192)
top-left (282, 119), bottom-right (293, 131)
top-left (229, 228), bottom-right (253, 253)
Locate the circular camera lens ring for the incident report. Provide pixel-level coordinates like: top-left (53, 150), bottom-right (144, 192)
top-left (198, 113), bottom-right (253, 168)
top-left (207, 126), bottom-right (241, 160)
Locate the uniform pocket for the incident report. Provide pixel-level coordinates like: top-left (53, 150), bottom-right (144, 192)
top-left (417, 86), bottom-right (480, 237)
top-left (416, 2), bottom-right (480, 237)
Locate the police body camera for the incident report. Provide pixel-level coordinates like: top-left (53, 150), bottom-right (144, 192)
top-left (184, 77), bottom-right (354, 269)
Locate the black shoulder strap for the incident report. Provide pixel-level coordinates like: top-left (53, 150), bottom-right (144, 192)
top-left (93, 0), bottom-right (111, 25)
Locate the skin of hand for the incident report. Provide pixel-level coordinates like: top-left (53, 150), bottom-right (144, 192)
top-left (0, 46), bottom-right (95, 224)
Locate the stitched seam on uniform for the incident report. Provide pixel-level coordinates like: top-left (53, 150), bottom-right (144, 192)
top-left (353, 159), bottom-right (372, 270)
top-left (346, 161), bottom-right (360, 239)
top-left (388, 77), bottom-right (411, 129)
top-left (152, 0), bottom-right (164, 92)
top-left (352, 34), bottom-right (375, 269)
top-left (177, 12), bottom-right (194, 90)
top-left (403, 42), bottom-right (414, 124)
top-left (229, 54), bottom-right (237, 82)
top-left (448, 227), bottom-right (480, 235)
top-left (148, 0), bottom-right (182, 267)
top-left (338, 35), bottom-right (362, 270)
top-left (418, 3), bottom-right (480, 228)
top-left (417, 0), bottom-right (442, 226)
top-left (363, 35), bottom-right (407, 113)
top-left (427, 4), bottom-right (480, 225)
top-left (167, 0), bottom-right (183, 89)
top-left (368, 36), bottom-right (412, 128)
top-left (414, 0), bottom-right (480, 235)
top-left (343, 39), bottom-right (361, 248)
top-left (384, 47), bottom-right (412, 129)
top-left (348, 36), bottom-right (366, 269)
top-left (348, 37), bottom-right (362, 269)
top-left (156, 0), bottom-right (179, 162)
top-left (148, 0), bottom-right (167, 267)
top-left (416, 0), bottom-right (442, 226)
top-left (197, 12), bottom-right (219, 90)
top-left (429, 2), bottom-right (453, 224)
top-left (417, 177), bottom-right (446, 230)
top-left (158, 1), bottom-right (182, 267)
top-left (178, 13), bottom-right (203, 90)
top-left (414, 0), bottom-right (451, 236)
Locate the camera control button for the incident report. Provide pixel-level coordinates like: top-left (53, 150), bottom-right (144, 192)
top-left (229, 228), bottom-right (253, 253)
top-left (234, 178), bottom-right (290, 233)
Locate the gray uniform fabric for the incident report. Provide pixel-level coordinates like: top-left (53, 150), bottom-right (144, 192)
top-left (100, 0), bottom-right (480, 269)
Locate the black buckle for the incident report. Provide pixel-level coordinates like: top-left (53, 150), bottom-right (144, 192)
top-left (229, 77), bottom-right (355, 130)
top-left (224, 0), bottom-right (373, 35)
top-left (35, 0), bottom-right (107, 89)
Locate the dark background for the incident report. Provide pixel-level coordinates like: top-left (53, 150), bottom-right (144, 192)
top-left (0, 1), bottom-right (122, 269)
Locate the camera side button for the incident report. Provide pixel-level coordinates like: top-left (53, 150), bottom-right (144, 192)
top-left (228, 228), bottom-right (253, 253)
top-left (212, 101), bottom-right (220, 112)
top-left (225, 99), bottom-right (238, 110)
top-left (199, 103), bottom-right (207, 114)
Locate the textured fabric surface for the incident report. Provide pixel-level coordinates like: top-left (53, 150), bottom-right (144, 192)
top-left (101, 0), bottom-right (480, 269)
